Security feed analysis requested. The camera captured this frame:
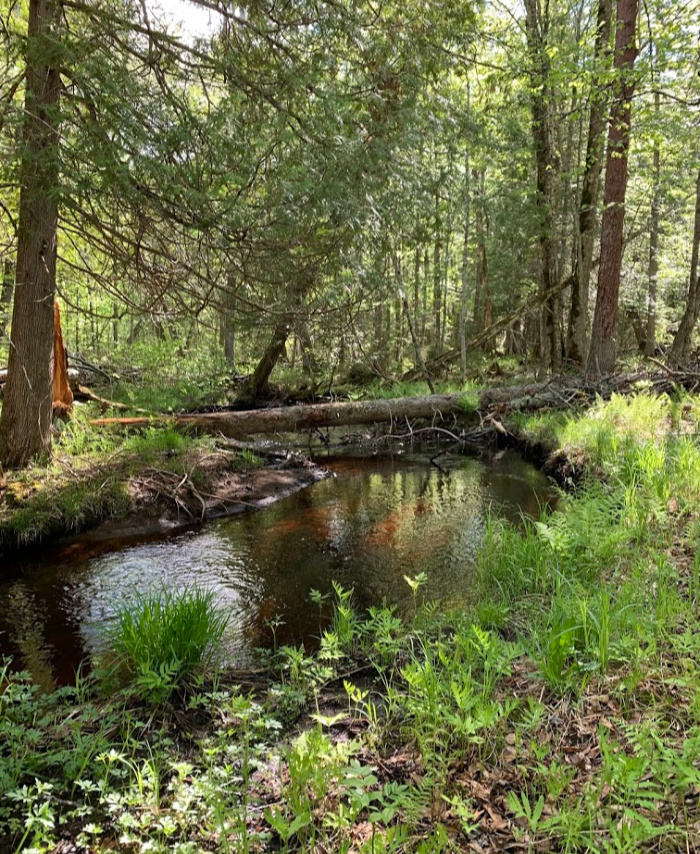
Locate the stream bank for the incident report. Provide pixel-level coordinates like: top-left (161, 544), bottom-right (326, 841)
top-left (2, 392), bottom-right (700, 853)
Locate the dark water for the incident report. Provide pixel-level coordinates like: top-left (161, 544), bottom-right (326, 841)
top-left (0, 448), bottom-right (555, 690)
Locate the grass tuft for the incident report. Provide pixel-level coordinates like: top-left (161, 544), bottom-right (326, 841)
top-left (101, 587), bottom-right (228, 703)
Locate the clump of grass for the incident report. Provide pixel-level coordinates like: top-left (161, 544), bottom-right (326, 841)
top-left (101, 587), bottom-right (228, 703)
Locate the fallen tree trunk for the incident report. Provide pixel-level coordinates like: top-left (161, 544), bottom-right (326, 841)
top-left (91, 393), bottom-right (468, 437)
top-left (89, 368), bottom-right (700, 441)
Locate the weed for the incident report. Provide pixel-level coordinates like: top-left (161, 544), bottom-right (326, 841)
top-left (100, 587), bottom-right (228, 703)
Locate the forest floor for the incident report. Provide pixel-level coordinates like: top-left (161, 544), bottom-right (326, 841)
top-left (2, 388), bottom-right (700, 852)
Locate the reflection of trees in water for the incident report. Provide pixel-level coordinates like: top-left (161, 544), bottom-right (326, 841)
top-left (2, 585), bottom-right (56, 692)
top-left (0, 455), bottom-right (556, 685)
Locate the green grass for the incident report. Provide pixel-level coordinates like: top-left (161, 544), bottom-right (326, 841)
top-left (100, 587), bottom-right (229, 704)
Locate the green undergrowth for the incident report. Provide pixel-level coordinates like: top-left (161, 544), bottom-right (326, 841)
top-left (3, 393), bottom-right (700, 852)
top-left (514, 390), bottom-right (700, 470)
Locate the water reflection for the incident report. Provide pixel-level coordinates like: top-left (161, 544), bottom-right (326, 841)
top-left (0, 449), bottom-right (555, 685)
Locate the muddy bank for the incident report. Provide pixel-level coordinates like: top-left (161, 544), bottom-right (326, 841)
top-left (0, 444), bottom-right (329, 561)
top-left (500, 428), bottom-right (585, 488)
top-left (88, 461), bottom-right (329, 545)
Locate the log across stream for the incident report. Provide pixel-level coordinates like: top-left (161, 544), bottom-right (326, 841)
top-left (0, 446), bottom-right (556, 691)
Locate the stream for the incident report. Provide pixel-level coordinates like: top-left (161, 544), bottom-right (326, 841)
top-left (0, 447), bottom-right (556, 690)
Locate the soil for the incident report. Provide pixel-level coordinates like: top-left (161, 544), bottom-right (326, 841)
top-left (117, 455), bottom-right (330, 539)
top-left (0, 445), bottom-right (330, 560)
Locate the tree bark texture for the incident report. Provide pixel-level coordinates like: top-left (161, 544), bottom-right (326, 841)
top-left (645, 104), bottom-right (661, 357)
top-left (567, 0), bottom-right (613, 364)
top-left (92, 394), bottom-right (469, 437)
top-left (52, 301), bottom-right (74, 418)
top-left (669, 169), bottom-right (700, 364)
top-left (0, 0), bottom-right (62, 468)
top-left (587, 0), bottom-right (639, 378)
top-left (524, 0), bottom-right (561, 371)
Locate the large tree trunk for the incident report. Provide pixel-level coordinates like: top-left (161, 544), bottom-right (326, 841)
top-left (567, 0), bottom-right (613, 364)
top-left (587, 0), bottom-right (639, 378)
top-left (524, 0), bottom-right (561, 372)
top-left (0, 0), bottom-right (62, 468)
top-left (669, 169), bottom-right (700, 364)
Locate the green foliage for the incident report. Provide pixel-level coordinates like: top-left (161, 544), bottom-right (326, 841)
top-left (4, 393), bottom-right (700, 852)
top-left (100, 588), bottom-right (228, 703)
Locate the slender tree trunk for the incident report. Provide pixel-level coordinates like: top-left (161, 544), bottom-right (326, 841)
top-left (223, 274), bottom-right (236, 366)
top-left (669, 169), bottom-right (700, 364)
top-left (239, 322), bottom-right (289, 403)
top-left (0, 260), bottom-right (13, 348)
top-left (433, 188), bottom-right (442, 351)
top-left (1, 259), bottom-right (13, 308)
top-left (472, 167), bottom-right (486, 332)
top-left (587, 0), bottom-right (639, 378)
top-left (413, 243), bottom-right (421, 323)
top-left (392, 250), bottom-right (435, 394)
top-left (0, 0), bottom-right (62, 468)
top-left (460, 121), bottom-right (472, 383)
top-left (237, 272), bottom-right (314, 403)
top-left (567, 0), bottom-right (613, 364)
top-left (645, 98), bottom-right (661, 357)
top-left (524, 0), bottom-right (561, 372)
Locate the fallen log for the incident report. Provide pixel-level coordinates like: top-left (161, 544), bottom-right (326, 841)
top-left (73, 385), bottom-right (152, 414)
top-left (90, 393), bottom-right (468, 438)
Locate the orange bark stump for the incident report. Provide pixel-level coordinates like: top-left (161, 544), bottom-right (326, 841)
top-left (52, 300), bottom-right (73, 419)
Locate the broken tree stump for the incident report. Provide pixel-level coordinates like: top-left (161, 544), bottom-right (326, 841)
top-left (52, 301), bottom-right (74, 419)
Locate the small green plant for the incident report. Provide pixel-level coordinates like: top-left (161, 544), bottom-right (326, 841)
top-left (101, 587), bottom-right (228, 703)
top-left (404, 571), bottom-right (428, 612)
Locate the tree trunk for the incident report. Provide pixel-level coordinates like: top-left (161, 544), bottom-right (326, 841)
top-left (587, 0), bottom-right (639, 378)
top-left (237, 322), bottom-right (289, 404)
top-left (1, 260), bottom-right (13, 310)
top-left (433, 188), bottom-right (442, 352)
top-left (93, 393), bottom-right (469, 437)
top-left (460, 117), bottom-right (471, 383)
top-left (392, 250), bottom-right (435, 394)
top-left (52, 301), bottom-right (74, 419)
top-left (567, 0), bottom-right (613, 364)
top-left (669, 168), bottom-right (700, 364)
top-left (524, 0), bottom-right (561, 372)
top-left (0, 0), bottom-right (62, 468)
top-left (645, 96), bottom-right (661, 357)
top-left (0, 260), bottom-right (13, 347)
top-left (473, 168), bottom-right (487, 332)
